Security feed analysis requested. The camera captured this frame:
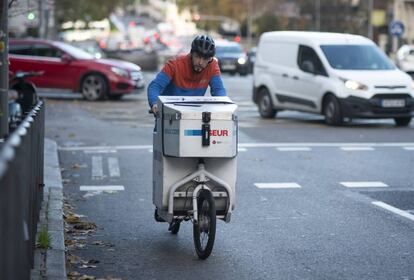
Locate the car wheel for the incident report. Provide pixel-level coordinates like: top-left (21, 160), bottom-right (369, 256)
top-left (258, 88), bottom-right (277, 119)
top-left (324, 95), bottom-right (343, 126)
top-left (81, 74), bottom-right (108, 101)
top-left (394, 117), bottom-right (412, 126)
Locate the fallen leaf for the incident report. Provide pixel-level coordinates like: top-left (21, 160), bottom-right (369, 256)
top-left (65, 214), bottom-right (81, 224)
top-left (67, 271), bottom-right (80, 277)
top-left (67, 254), bottom-right (81, 264)
top-left (65, 239), bottom-right (75, 246)
top-left (74, 222), bottom-right (97, 230)
top-left (77, 275), bottom-right (95, 280)
top-left (91, 241), bottom-right (104, 246)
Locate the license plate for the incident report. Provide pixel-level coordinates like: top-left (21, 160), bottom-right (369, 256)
top-left (381, 99), bottom-right (405, 108)
top-left (222, 64), bottom-right (236, 70)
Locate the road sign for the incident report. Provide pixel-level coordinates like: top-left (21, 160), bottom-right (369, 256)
top-left (389, 20), bottom-right (405, 37)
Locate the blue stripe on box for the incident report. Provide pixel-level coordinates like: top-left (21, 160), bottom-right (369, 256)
top-left (184, 129), bottom-right (202, 136)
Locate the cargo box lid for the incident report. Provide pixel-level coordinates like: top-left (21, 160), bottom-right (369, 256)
top-left (159, 96), bottom-right (238, 121)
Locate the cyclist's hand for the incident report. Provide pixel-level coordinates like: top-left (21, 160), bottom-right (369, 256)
top-left (151, 104), bottom-right (158, 114)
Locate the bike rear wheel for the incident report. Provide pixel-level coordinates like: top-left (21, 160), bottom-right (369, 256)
top-left (193, 189), bottom-right (216, 259)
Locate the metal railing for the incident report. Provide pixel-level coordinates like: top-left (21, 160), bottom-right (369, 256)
top-left (0, 101), bottom-right (45, 280)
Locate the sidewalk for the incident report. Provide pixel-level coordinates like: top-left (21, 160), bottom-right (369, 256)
top-left (31, 138), bottom-right (66, 280)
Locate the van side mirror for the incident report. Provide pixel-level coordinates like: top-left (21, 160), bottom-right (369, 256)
top-left (301, 60), bottom-right (315, 74)
top-left (61, 53), bottom-right (73, 63)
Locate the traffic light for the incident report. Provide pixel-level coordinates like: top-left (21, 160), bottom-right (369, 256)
top-left (27, 12), bottom-right (36, 21)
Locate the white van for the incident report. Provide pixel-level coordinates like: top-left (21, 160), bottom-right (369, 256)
top-left (253, 31), bottom-right (414, 126)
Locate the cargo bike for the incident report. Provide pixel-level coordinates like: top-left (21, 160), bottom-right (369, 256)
top-left (152, 96), bottom-right (238, 259)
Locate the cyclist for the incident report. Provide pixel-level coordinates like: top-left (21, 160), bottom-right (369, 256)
top-left (147, 35), bottom-right (227, 114)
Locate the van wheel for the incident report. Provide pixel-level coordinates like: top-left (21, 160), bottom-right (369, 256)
top-left (324, 95), bottom-right (343, 126)
top-left (258, 88), bottom-right (277, 118)
top-left (394, 117), bottom-right (412, 126)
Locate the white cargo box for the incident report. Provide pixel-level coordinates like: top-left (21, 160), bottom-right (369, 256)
top-left (157, 96), bottom-right (238, 158)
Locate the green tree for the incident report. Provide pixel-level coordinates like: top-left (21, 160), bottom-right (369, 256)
top-left (254, 12), bottom-right (279, 34)
top-left (55, 0), bottom-right (134, 24)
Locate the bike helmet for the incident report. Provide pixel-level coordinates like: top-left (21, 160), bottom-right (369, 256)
top-left (191, 35), bottom-right (215, 58)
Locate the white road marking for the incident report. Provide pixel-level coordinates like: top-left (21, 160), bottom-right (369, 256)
top-left (84, 149), bottom-right (117, 154)
top-left (108, 157), bottom-right (120, 177)
top-left (60, 145), bottom-right (152, 151)
top-left (148, 149), bottom-right (153, 153)
top-left (80, 185), bottom-right (125, 191)
top-left (91, 156), bottom-right (103, 178)
top-left (255, 183), bottom-right (302, 189)
top-left (340, 147), bottom-right (374, 151)
top-left (340, 181), bottom-right (388, 188)
top-left (239, 142), bottom-right (414, 148)
top-left (59, 142), bottom-right (414, 151)
top-left (372, 201), bottom-right (414, 222)
top-left (238, 148), bottom-right (247, 152)
top-left (277, 147), bottom-right (311, 151)
top-left (403, 147), bottom-right (414, 150)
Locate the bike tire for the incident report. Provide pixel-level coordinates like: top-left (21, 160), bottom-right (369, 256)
top-left (193, 189), bottom-right (216, 259)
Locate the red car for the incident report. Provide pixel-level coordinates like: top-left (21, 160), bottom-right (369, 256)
top-left (9, 39), bottom-right (145, 100)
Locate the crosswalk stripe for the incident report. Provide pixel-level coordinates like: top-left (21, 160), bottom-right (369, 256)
top-left (255, 183), bottom-right (302, 189)
top-left (340, 181), bottom-right (388, 188)
top-left (108, 157), bottom-right (120, 177)
top-left (91, 156), bottom-right (103, 178)
top-left (84, 149), bottom-right (117, 154)
top-left (403, 147), bottom-right (414, 150)
top-left (80, 185), bottom-right (125, 191)
top-left (60, 142), bottom-right (414, 151)
top-left (340, 147), bottom-right (374, 151)
top-left (277, 147), bottom-right (311, 151)
top-left (372, 201), bottom-right (414, 222)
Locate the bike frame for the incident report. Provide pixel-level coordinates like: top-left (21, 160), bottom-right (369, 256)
top-left (159, 162), bottom-right (234, 224)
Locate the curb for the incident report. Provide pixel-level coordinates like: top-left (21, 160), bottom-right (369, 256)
top-left (31, 139), bottom-right (66, 280)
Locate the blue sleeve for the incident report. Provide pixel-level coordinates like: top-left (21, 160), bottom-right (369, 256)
top-left (147, 72), bottom-right (171, 107)
top-left (209, 75), bottom-right (227, 96)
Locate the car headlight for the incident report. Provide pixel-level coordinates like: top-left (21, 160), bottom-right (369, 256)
top-left (342, 79), bottom-right (368, 91)
top-left (111, 67), bottom-right (129, 78)
top-left (237, 57), bottom-right (246, 65)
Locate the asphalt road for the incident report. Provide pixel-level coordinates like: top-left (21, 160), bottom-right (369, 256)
top-left (43, 73), bottom-right (414, 280)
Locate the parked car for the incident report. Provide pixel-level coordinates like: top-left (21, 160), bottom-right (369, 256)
top-left (215, 40), bottom-right (249, 75)
top-left (253, 31), bottom-right (414, 126)
top-left (247, 46), bottom-right (257, 74)
top-left (395, 44), bottom-right (414, 78)
top-left (9, 38), bottom-right (145, 100)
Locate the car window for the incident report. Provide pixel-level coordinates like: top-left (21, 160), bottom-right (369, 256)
top-left (216, 45), bottom-right (243, 54)
top-left (33, 44), bottom-right (62, 58)
top-left (320, 44), bottom-right (395, 70)
top-left (55, 42), bottom-right (94, 59)
top-left (298, 45), bottom-right (327, 76)
top-left (9, 44), bottom-right (35, 55)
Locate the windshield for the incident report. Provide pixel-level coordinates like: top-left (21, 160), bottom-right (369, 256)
top-left (55, 42), bottom-right (94, 59)
top-left (320, 44), bottom-right (395, 70)
top-left (216, 45), bottom-right (243, 54)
